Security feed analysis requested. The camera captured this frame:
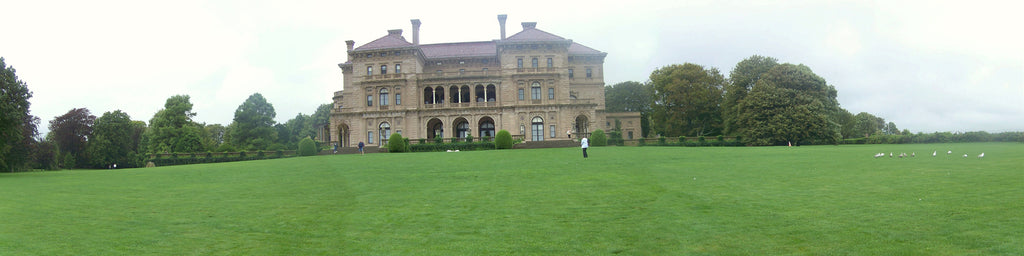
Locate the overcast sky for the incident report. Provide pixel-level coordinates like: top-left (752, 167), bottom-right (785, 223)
top-left (4, 0), bottom-right (1022, 136)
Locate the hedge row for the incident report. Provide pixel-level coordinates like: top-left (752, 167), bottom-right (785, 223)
top-left (409, 141), bottom-right (496, 152)
top-left (842, 131), bottom-right (1024, 145)
top-left (147, 151), bottom-right (293, 167)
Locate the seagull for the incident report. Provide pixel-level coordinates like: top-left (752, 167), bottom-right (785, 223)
top-left (963, 154), bottom-right (968, 158)
top-left (932, 151), bottom-right (937, 157)
top-left (874, 153), bottom-right (884, 158)
top-left (978, 152), bottom-right (985, 158)
top-left (911, 152), bottom-right (916, 157)
top-left (890, 152), bottom-right (894, 158)
top-left (947, 150), bottom-right (952, 155)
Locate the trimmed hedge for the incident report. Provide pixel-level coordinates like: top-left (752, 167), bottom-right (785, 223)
top-left (410, 141), bottom-right (496, 152)
top-left (388, 133), bottom-right (407, 153)
top-left (590, 129), bottom-right (607, 146)
top-left (495, 130), bottom-right (513, 149)
top-left (298, 138), bottom-right (318, 156)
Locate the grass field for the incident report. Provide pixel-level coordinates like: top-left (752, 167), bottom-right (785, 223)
top-left (1, 143), bottom-right (1022, 255)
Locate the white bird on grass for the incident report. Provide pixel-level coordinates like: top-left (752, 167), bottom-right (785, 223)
top-left (978, 152), bottom-right (985, 158)
top-left (932, 151), bottom-right (937, 157)
top-left (963, 153), bottom-right (968, 158)
top-left (911, 152), bottom-right (916, 157)
top-left (947, 150), bottom-right (952, 155)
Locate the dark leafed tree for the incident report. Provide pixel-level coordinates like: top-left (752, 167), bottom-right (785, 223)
top-left (605, 81), bottom-right (653, 137)
top-left (837, 108), bottom-right (858, 139)
top-left (229, 93), bottom-right (277, 150)
top-left (202, 123), bottom-right (226, 151)
top-left (143, 95), bottom-right (205, 153)
top-left (854, 112), bottom-right (885, 137)
top-left (724, 55), bottom-right (778, 135)
top-left (48, 108), bottom-right (96, 168)
top-left (649, 63), bottom-right (726, 137)
top-left (86, 110), bottom-right (142, 168)
top-left (1, 57), bottom-right (39, 171)
top-left (735, 63), bottom-right (842, 145)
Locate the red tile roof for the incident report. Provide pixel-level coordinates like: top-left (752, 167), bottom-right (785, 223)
top-left (420, 41), bottom-right (496, 59)
top-left (353, 33), bottom-right (413, 51)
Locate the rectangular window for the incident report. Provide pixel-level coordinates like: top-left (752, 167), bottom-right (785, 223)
top-left (628, 131), bottom-right (634, 140)
top-left (380, 65), bottom-right (387, 75)
top-left (394, 51), bottom-right (401, 56)
top-left (586, 68), bottom-right (593, 78)
top-left (531, 58), bottom-right (538, 68)
top-left (531, 87), bottom-right (541, 100)
top-left (518, 88), bottom-right (525, 100)
top-left (366, 95), bottom-right (373, 106)
top-left (368, 131), bottom-right (374, 144)
top-left (395, 64), bottom-right (401, 74)
top-left (367, 66), bottom-right (373, 76)
top-left (547, 58), bottom-right (553, 68)
top-left (568, 69), bottom-right (574, 78)
top-left (548, 88), bottom-right (554, 99)
top-left (396, 94), bottom-right (401, 105)
top-left (517, 58), bottom-right (523, 68)
top-left (549, 125), bottom-right (556, 138)
top-left (380, 93), bottom-right (388, 106)
top-left (459, 69), bottom-right (465, 75)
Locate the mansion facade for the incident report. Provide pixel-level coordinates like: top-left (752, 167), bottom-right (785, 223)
top-left (325, 15), bottom-right (639, 147)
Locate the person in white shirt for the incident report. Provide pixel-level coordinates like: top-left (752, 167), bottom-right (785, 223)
top-left (580, 137), bottom-right (589, 158)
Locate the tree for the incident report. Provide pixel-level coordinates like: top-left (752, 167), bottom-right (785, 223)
top-left (229, 93), bottom-right (277, 150)
top-left (310, 103), bottom-right (332, 141)
top-left (86, 110), bottom-right (141, 168)
top-left (649, 63), bottom-right (726, 137)
top-left (143, 95), bottom-right (204, 153)
top-left (854, 112), bottom-right (885, 137)
top-left (30, 139), bottom-right (59, 170)
top-left (48, 108), bottom-right (95, 168)
top-left (297, 137), bottom-right (317, 156)
top-left (495, 130), bottom-right (513, 149)
top-left (837, 109), bottom-right (858, 139)
top-left (724, 55), bottom-right (778, 135)
top-left (885, 122), bottom-right (901, 135)
top-left (735, 63), bottom-right (841, 145)
top-left (387, 133), bottom-right (406, 153)
top-left (202, 123), bottom-right (226, 151)
top-left (590, 129), bottom-right (607, 146)
top-left (605, 81), bottom-right (653, 137)
top-left (1, 57), bottom-right (39, 171)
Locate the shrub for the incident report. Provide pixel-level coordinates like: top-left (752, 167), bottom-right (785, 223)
top-left (590, 129), bottom-right (607, 146)
top-left (298, 137), bottom-right (317, 156)
top-left (495, 130), bottom-right (513, 149)
top-left (388, 133), bottom-right (406, 153)
top-left (638, 138), bottom-right (646, 146)
top-left (419, 138), bottom-right (426, 144)
top-left (658, 137), bottom-right (666, 145)
top-left (450, 137), bottom-right (459, 143)
top-left (678, 136), bottom-right (686, 143)
top-left (434, 136), bottom-right (443, 144)
top-left (216, 143), bottom-right (236, 153)
top-left (466, 135), bottom-right (473, 143)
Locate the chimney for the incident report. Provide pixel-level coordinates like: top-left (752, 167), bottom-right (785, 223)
top-left (522, 22), bottom-right (536, 29)
top-left (411, 19), bottom-right (421, 45)
top-left (345, 40), bottom-right (354, 51)
top-left (388, 29), bottom-right (403, 36)
top-left (498, 14), bottom-right (507, 39)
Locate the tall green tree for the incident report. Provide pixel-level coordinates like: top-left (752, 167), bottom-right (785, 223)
top-left (311, 103), bottom-right (332, 141)
top-left (229, 93), bottom-right (277, 150)
top-left (837, 108), bottom-right (858, 139)
top-left (1, 57), bottom-right (39, 171)
top-left (48, 108), bottom-right (95, 168)
top-left (735, 63), bottom-right (842, 145)
top-left (854, 112), bottom-right (885, 137)
top-left (724, 55), bottom-right (778, 135)
top-left (144, 95), bottom-right (204, 153)
top-left (201, 123), bottom-right (226, 151)
top-left (605, 81), bottom-right (653, 137)
top-left (649, 63), bottom-right (726, 137)
top-left (86, 110), bottom-right (141, 168)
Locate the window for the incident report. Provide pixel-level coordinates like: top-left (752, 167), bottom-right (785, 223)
top-left (395, 64), bottom-right (401, 74)
top-left (395, 93), bottom-right (401, 105)
top-left (394, 51), bottom-right (401, 56)
top-left (380, 52), bottom-right (387, 57)
top-left (380, 65), bottom-right (387, 75)
top-left (479, 120), bottom-right (495, 138)
top-left (548, 88), bottom-right (554, 99)
top-left (379, 123), bottom-right (391, 144)
top-left (586, 68), bottom-right (593, 78)
top-left (547, 58), bottom-right (553, 68)
top-left (456, 122), bottom-right (469, 138)
top-left (517, 58), bottom-right (523, 68)
top-left (568, 69), bottom-right (574, 78)
top-left (531, 82), bottom-right (541, 100)
top-left (549, 125), bottom-right (556, 138)
top-left (459, 69), bottom-right (465, 75)
top-left (368, 131), bottom-right (374, 144)
top-left (366, 53), bottom-right (372, 58)
top-left (531, 58), bottom-right (538, 68)
top-left (628, 131), bottom-right (634, 140)
top-left (531, 117), bottom-right (544, 141)
top-left (379, 88), bottom-right (389, 106)
top-left (366, 95), bottom-right (373, 106)
top-left (518, 88), bottom-right (525, 100)
top-left (367, 66), bottom-right (373, 76)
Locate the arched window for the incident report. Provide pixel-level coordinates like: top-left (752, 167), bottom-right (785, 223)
top-left (424, 87), bottom-right (433, 104)
top-left (460, 85), bottom-right (471, 103)
top-left (531, 116), bottom-right (544, 141)
top-left (531, 82), bottom-right (541, 100)
top-left (475, 84), bottom-right (485, 102)
top-left (379, 88), bottom-right (389, 106)
top-left (487, 84), bottom-right (496, 102)
top-left (450, 85), bottom-right (460, 103)
top-left (479, 118), bottom-right (495, 138)
top-left (434, 87), bottom-right (445, 104)
top-left (455, 120), bottom-right (469, 138)
top-left (379, 122), bottom-right (391, 144)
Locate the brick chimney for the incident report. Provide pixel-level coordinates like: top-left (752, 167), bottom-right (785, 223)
top-left (345, 40), bottom-right (354, 51)
top-left (388, 29), bottom-right (402, 36)
top-left (411, 19), bottom-right (421, 45)
top-left (522, 22), bottom-right (536, 29)
top-left (498, 14), bottom-right (507, 40)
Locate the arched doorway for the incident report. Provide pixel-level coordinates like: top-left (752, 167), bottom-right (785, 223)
top-left (575, 115), bottom-right (589, 134)
top-left (531, 116), bottom-right (544, 141)
top-left (379, 122), bottom-right (391, 144)
top-left (337, 124), bottom-right (350, 147)
top-left (478, 116), bottom-right (495, 138)
top-left (453, 117), bottom-right (470, 138)
top-left (426, 118), bottom-right (444, 139)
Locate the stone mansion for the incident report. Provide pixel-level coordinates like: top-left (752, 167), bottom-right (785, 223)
top-left (324, 15), bottom-right (640, 147)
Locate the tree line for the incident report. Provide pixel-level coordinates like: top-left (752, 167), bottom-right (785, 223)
top-left (2, 56), bottom-right (331, 171)
top-left (604, 55), bottom-right (1020, 146)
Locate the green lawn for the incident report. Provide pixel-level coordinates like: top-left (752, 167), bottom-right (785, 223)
top-left (2, 143), bottom-right (1022, 255)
